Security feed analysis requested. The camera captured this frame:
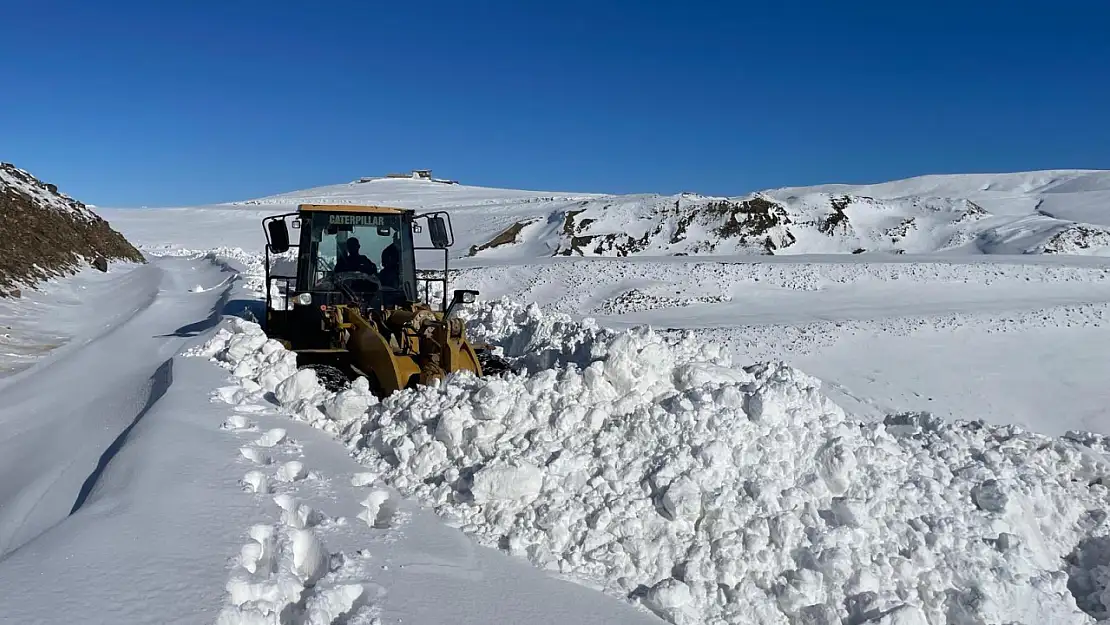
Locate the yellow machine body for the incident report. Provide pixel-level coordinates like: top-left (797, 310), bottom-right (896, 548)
top-left (261, 204), bottom-right (490, 397)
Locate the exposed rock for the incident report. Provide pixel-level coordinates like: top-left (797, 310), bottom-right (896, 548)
top-left (958, 199), bottom-right (990, 222)
top-left (468, 220), bottom-right (535, 256)
top-left (706, 196), bottom-right (795, 253)
top-left (1037, 224), bottom-right (1110, 255)
top-left (556, 208), bottom-right (607, 256)
top-left (887, 217), bottom-right (917, 243)
top-left (554, 194), bottom-right (796, 257)
top-left (818, 195), bottom-right (853, 235)
top-left (0, 163), bottom-right (143, 296)
top-left (467, 188), bottom-right (1006, 260)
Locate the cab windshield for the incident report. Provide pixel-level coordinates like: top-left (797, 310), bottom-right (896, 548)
top-left (306, 211), bottom-right (416, 304)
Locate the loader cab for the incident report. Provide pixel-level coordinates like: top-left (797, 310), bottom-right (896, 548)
top-left (298, 206), bottom-right (418, 308)
top-left (261, 204), bottom-right (457, 344)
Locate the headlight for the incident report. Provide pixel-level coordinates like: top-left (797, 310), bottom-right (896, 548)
top-left (293, 292), bottom-right (312, 306)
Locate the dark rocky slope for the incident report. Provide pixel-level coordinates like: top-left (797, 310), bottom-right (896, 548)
top-left (0, 163), bottom-right (144, 296)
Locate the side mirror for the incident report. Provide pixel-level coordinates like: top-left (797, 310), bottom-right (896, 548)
top-left (267, 220), bottom-right (290, 254)
top-left (445, 289), bottom-right (478, 318)
top-left (429, 216), bottom-right (450, 249)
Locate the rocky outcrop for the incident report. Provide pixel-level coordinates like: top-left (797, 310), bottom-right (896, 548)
top-left (551, 194), bottom-right (799, 257)
top-left (1035, 224), bottom-right (1110, 255)
top-left (465, 189), bottom-right (1004, 259)
top-left (0, 163), bottom-right (144, 296)
top-left (467, 220), bottom-right (536, 256)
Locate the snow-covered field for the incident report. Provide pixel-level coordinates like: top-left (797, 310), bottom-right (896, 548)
top-left (99, 172), bottom-right (1110, 436)
top-left (4, 170), bottom-right (1110, 624)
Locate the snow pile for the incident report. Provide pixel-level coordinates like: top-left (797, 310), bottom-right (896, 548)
top-left (194, 301), bottom-right (1110, 624)
top-left (459, 300), bottom-right (621, 372)
top-left (215, 516), bottom-right (363, 625)
top-left (186, 318), bottom-right (379, 438)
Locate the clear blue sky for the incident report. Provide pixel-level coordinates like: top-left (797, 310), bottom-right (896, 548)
top-left (2, 0), bottom-right (1108, 207)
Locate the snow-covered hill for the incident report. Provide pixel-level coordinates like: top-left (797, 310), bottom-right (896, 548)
top-left (170, 169), bottom-right (1110, 261)
top-left (0, 163), bottom-right (143, 296)
top-left (775, 169), bottom-right (1110, 222)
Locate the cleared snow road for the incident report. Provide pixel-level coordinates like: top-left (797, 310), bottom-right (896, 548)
top-left (0, 256), bottom-right (664, 625)
top-left (0, 257), bottom-right (235, 558)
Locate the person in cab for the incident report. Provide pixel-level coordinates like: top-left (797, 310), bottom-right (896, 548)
top-left (334, 237), bottom-right (378, 275)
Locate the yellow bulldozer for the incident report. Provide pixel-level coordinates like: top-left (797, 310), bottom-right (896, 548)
top-left (261, 204), bottom-right (505, 397)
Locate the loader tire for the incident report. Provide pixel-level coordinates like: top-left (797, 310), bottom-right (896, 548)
top-left (476, 349), bottom-right (514, 377)
top-left (301, 364), bottom-right (351, 392)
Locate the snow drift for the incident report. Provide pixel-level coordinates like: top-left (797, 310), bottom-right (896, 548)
top-left (191, 301), bottom-right (1110, 625)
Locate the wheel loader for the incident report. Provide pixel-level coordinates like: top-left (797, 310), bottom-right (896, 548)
top-left (261, 204), bottom-right (503, 397)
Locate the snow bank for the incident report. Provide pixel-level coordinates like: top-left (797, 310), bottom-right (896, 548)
top-left (139, 245), bottom-right (293, 308)
top-left (193, 299), bottom-right (1110, 625)
top-left (185, 317), bottom-right (374, 438)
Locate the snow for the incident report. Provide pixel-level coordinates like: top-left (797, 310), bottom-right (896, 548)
top-left (0, 255), bottom-right (664, 625)
top-left (193, 297), bottom-right (1110, 625)
top-left (100, 168), bottom-right (1110, 264)
top-left (8, 168), bottom-right (1110, 624)
top-left (0, 260), bottom-right (144, 377)
top-left (255, 428), bottom-right (288, 448)
top-left (470, 460), bottom-right (545, 502)
top-left (0, 257), bottom-right (232, 557)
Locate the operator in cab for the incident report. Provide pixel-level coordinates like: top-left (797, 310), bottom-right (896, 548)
top-left (379, 240), bottom-right (402, 288)
top-left (334, 237), bottom-right (378, 275)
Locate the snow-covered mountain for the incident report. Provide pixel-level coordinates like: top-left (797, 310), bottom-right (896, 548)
top-left (211, 169), bottom-right (1110, 261)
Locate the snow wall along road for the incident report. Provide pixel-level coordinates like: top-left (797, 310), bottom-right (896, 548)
top-left (190, 299), bottom-right (1110, 625)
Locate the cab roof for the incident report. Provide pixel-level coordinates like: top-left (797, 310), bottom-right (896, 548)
top-left (297, 204), bottom-right (410, 214)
